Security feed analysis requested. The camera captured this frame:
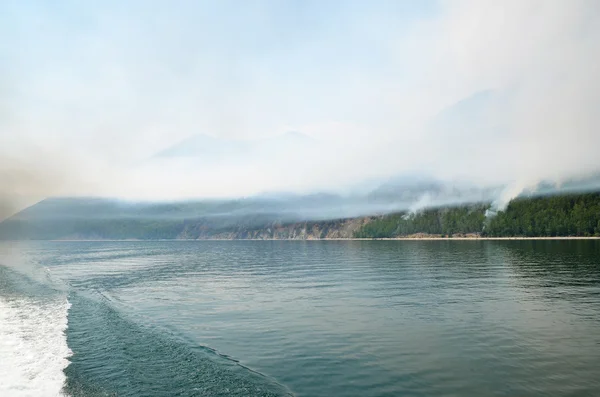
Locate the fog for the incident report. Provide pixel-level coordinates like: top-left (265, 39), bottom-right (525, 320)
top-left (1, 1), bottom-right (599, 220)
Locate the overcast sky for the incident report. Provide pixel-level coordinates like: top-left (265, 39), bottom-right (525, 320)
top-left (1, 1), bottom-right (599, 214)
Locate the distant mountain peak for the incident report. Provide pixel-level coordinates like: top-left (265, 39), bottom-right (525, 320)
top-left (151, 131), bottom-right (315, 161)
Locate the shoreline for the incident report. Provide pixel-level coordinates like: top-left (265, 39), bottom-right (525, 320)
top-left (13, 236), bottom-right (600, 242)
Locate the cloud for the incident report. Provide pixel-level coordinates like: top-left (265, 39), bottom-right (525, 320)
top-left (1, 0), bottom-right (599, 217)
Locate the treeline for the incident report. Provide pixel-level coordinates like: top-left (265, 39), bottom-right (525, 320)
top-left (354, 205), bottom-right (488, 238)
top-left (484, 193), bottom-right (600, 237)
top-left (354, 192), bottom-right (600, 238)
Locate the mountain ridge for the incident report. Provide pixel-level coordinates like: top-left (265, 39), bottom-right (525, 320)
top-left (2, 191), bottom-right (600, 240)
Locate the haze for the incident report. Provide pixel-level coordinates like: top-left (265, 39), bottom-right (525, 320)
top-left (1, 0), bottom-right (599, 219)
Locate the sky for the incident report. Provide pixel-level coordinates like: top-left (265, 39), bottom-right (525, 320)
top-left (1, 0), bottom-right (600, 217)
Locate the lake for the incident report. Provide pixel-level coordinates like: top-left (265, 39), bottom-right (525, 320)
top-left (1, 240), bottom-right (599, 396)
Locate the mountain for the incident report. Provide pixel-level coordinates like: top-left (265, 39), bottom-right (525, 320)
top-left (3, 191), bottom-right (600, 240)
top-left (153, 134), bottom-right (226, 158)
top-left (150, 131), bottom-right (316, 165)
top-left (3, 168), bottom-right (600, 240)
top-left (0, 177), bottom-right (491, 240)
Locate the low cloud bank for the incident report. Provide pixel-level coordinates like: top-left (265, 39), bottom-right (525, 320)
top-left (1, 1), bottom-right (599, 220)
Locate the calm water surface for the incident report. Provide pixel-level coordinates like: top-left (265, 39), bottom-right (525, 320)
top-left (1, 240), bottom-right (600, 396)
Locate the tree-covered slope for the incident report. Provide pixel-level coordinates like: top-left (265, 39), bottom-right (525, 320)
top-left (353, 204), bottom-right (488, 238)
top-left (1, 192), bottom-right (600, 240)
top-left (353, 192), bottom-right (600, 238)
top-left (484, 193), bottom-right (600, 237)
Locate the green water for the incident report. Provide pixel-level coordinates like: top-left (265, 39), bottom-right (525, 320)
top-left (1, 240), bottom-right (600, 396)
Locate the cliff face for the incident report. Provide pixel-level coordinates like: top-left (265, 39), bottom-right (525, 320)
top-left (179, 217), bottom-right (372, 240)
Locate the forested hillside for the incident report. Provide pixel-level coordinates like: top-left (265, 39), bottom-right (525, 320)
top-left (484, 193), bottom-right (600, 237)
top-left (1, 192), bottom-right (600, 239)
top-left (353, 205), bottom-right (488, 238)
top-left (353, 192), bottom-right (600, 238)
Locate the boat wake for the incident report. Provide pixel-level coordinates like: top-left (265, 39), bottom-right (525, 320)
top-left (0, 295), bottom-right (71, 397)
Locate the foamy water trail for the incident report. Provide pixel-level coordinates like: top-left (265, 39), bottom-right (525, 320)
top-left (0, 296), bottom-right (72, 397)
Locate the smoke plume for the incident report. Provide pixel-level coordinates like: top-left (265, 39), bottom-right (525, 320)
top-left (1, 1), bottom-right (599, 219)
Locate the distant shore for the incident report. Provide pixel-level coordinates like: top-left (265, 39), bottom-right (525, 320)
top-left (32, 236), bottom-right (600, 242)
top-left (234, 236), bottom-right (600, 241)
top-left (339, 236), bottom-right (600, 241)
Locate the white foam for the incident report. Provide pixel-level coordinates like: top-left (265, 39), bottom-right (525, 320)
top-left (0, 296), bottom-right (72, 397)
